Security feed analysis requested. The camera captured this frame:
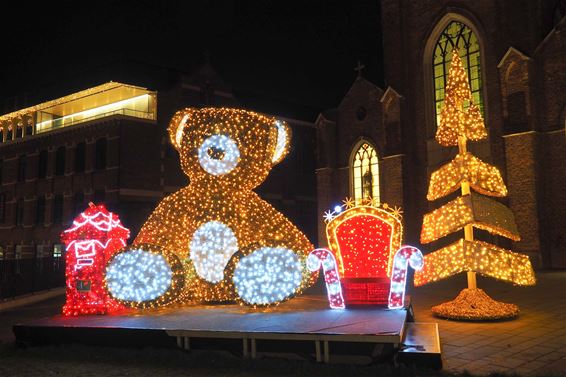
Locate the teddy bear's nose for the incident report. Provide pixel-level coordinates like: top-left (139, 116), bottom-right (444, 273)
top-left (207, 146), bottom-right (225, 160)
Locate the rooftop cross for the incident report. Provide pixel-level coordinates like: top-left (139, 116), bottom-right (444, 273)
top-left (354, 60), bottom-right (365, 78)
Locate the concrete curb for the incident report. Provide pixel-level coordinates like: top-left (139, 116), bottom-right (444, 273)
top-left (0, 287), bottom-right (65, 312)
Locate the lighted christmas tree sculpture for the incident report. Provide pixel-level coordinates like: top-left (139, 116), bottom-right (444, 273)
top-left (414, 49), bottom-right (536, 320)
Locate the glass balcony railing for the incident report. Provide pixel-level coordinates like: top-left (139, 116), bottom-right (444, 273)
top-left (0, 82), bottom-right (157, 143)
top-left (35, 107), bottom-right (155, 134)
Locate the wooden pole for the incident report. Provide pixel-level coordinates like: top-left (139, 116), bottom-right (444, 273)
top-left (458, 135), bottom-right (477, 290)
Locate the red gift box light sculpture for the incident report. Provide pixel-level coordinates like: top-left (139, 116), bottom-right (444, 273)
top-left (61, 203), bottom-right (130, 316)
top-left (308, 199), bottom-right (423, 309)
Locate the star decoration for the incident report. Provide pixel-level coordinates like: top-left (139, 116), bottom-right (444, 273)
top-left (391, 206), bottom-right (403, 219)
top-left (324, 210), bottom-right (335, 222)
top-left (343, 197), bottom-right (355, 209)
top-left (370, 197), bottom-right (381, 207)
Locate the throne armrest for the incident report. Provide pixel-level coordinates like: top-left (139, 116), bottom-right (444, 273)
top-left (388, 246), bottom-right (424, 309)
top-left (307, 249), bottom-right (345, 309)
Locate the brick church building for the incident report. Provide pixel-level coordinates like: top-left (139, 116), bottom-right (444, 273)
top-left (315, 0), bottom-right (566, 268)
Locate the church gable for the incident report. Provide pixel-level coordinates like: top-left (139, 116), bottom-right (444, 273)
top-left (338, 77), bottom-right (384, 110)
top-left (497, 47), bottom-right (533, 134)
top-left (335, 77), bottom-right (385, 166)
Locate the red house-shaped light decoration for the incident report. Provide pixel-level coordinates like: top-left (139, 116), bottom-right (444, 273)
top-left (61, 203), bottom-right (130, 316)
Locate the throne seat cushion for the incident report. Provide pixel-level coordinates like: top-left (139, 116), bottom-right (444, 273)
top-left (341, 277), bottom-right (390, 305)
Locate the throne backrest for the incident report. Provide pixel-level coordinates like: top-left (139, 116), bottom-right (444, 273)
top-left (326, 206), bottom-right (402, 279)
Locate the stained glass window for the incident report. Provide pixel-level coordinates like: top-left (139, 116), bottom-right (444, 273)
top-left (433, 21), bottom-right (483, 127)
top-left (352, 143), bottom-right (379, 204)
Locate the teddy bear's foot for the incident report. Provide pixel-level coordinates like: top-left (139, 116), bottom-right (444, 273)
top-left (232, 247), bottom-right (304, 306)
top-left (105, 244), bottom-right (185, 309)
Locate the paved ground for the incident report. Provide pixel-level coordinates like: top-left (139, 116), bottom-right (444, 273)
top-left (0, 271), bottom-right (564, 376)
top-left (411, 271), bottom-right (566, 376)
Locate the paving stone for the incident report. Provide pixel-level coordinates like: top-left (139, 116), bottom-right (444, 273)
top-left (536, 350), bottom-right (566, 362)
top-left (412, 272), bottom-right (566, 376)
top-left (489, 357), bottom-right (528, 368)
top-left (513, 360), bottom-right (553, 375)
top-left (538, 358), bottom-right (566, 374)
top-left (513, 345), bottom-right (556, 360)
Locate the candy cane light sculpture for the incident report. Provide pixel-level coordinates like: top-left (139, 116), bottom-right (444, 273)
top-left (307, 248), bottom-right (345, 309)
top-left (388, 246), bottom-right (424, 309)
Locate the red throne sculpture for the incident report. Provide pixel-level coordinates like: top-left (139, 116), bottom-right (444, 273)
top-left (308, 199), bottom-right (423, 309)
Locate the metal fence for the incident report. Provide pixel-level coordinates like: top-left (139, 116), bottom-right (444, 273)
top-left (0, 257), bottom-right (65, 300)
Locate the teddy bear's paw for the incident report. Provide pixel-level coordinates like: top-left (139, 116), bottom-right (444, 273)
top-left (233, 247), bottom-right (303, 306)
top-left (190, 221), bottom-right (239, 283)
top-left (105, 245), bottom-right (184, 308)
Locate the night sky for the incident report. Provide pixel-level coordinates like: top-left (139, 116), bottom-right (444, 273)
top-left (0, 1), bottom-right (383, 118)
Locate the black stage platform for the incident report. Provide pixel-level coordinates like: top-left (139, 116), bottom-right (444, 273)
top-left (14, 295), bottom-right (440, 365)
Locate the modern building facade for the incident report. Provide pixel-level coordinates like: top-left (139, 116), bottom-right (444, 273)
top-left (0, 65), bottom-right (317, 262)
top-left (316, 1), bottom-right (566, 268)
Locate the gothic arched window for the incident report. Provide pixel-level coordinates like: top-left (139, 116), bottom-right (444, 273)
top-left (433, 21), bottom-right (483, 127)
top-left (351, 142), bottom-right (379, 204)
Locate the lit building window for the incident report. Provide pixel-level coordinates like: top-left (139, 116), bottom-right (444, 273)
top-left (53, 244), bottom-right (63, 258)
top-left (351, 142), bottom-right (380, 204)
top-left (433, 21), bottom-right (483, 127)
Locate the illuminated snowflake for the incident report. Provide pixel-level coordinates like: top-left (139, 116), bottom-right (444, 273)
top-left (324, 210), bottom-right (335, 222)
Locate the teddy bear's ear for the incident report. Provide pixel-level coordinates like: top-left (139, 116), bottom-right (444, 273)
top-left (168, 109), bottom-right (191, 150)
top-left (271, 119), bottom-right (291, 165)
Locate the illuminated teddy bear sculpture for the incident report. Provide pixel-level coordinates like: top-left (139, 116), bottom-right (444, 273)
top-left (105, 108), bottom-right (316, 308)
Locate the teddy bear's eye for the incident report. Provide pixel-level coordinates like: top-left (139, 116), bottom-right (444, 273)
top-left (198, 134), bottom-right (240, 176)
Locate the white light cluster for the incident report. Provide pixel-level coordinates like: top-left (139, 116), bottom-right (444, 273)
top-left (198, 134), bottom-right (240, 176)
top-left (233, 247), bottom-right (303, 305)
top-left (190, 221), bottom-right (238, 283)
top-left (106, 249), bottom-right (173, 303)
top-left (272, 120), bottom-right (287, 163)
